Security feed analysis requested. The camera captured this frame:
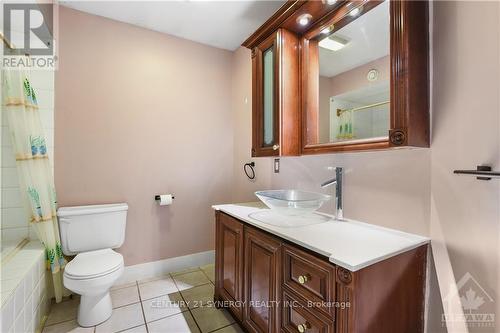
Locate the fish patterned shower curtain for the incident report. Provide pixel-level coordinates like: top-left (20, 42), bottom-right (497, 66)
top-left (2, 67), bottom-right (66, 302)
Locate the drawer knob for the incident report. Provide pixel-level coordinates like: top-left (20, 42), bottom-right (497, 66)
top-left (297, 322), bottom-right (310, 333)
top-left (272, 144), bottom-right (280, 151)
top-left (298, 275), bottom-right (309, 284)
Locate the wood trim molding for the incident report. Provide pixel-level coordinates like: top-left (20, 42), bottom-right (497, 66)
top-left (336, 267), bottom-right (352, 285)
top-left (300, 37), bottom-right (319, 145)
top-left (390, 0), bottom-right (429, 148)
top-left (303, 0), bottom-right (378, 40)
top-left (335, 266), bottom-right (355, 333)
top-left (242, 0), bottom-right (306, 49)
top-left (278, 29), bottom-right (301, 156)
top-left (302, 139), bottom-right (391, 155)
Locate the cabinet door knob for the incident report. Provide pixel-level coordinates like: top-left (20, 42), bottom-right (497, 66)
top-left (297, 322), bottom-right (310, 333)
top-left (272, 144), bottom-right (280, 151)
top-left (298, 275), bottom-right (309, 284)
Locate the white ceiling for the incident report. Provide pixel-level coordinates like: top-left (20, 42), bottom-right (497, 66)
top-left (59, 0), bottom-right (285, 51)
top-left (319, 0), bottom-right (390, 77)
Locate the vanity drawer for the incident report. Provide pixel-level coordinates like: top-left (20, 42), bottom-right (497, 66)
top-left (282, 244), bottom-right (336, 316)
top-left (281, 290), bottom-right (334, 333)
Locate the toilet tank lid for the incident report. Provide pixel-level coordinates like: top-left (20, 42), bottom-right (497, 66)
top-left (57, 203), bottom-right (128, 217)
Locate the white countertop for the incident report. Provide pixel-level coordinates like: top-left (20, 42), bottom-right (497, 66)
top-left (212, 202), bottom-right (429, 272)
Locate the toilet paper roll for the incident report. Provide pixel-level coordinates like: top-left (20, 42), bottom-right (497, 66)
top-left (158, 194), bottom-right (173, 206)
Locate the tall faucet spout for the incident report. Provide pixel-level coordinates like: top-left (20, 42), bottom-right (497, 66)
top-left (321, 178), bottom-right (337, 188)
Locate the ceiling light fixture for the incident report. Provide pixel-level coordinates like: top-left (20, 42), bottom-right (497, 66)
top-left (297, 14), bottom-right (312, 26)
top-left (321, 26), bottom-right (333, 34)
top-left (349, 7), bottom-right (361, 17)
top-left (319, 35), bottom-right (349, 51)
top-left (325, 0), bottom-right (337, 5)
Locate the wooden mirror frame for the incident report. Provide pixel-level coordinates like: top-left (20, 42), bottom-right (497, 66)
top-left (301, 0), bottom-right (429, 154)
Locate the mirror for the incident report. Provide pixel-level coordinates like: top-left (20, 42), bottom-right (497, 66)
top-left (262, 47), bottom-right (275, 146)
top-left (315, 1), bottom-right (390, 144)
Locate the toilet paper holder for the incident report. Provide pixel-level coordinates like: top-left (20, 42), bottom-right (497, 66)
top-left (154, 194), bottom-right (175, 201)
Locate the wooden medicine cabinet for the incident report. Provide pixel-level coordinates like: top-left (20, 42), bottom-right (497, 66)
top-left (243, 0), bottom-right (429, 156)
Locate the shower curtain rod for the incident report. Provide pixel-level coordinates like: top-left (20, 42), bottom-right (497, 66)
top-left (1, 32), bottom-right (15, 49)
top-left (336, 100), bottom-right (390, 117)
top-left (1, 32), bottom-right (30, 56)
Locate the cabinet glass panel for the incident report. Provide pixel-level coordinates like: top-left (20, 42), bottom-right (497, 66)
top-left (317, 1), bottom-right (390, 144)
top-left (262, 47), bottom-right (274, 146)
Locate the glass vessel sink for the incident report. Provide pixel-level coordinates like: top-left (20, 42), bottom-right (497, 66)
top-left (255, 190), bottom-right (331, 216)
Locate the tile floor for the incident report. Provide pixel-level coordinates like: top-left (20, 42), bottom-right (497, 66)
top-left (42, 264), bottom-right (244, 333)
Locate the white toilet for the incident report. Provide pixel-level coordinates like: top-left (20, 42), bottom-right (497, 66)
top-left (57, 203), bottom-right (128, 327)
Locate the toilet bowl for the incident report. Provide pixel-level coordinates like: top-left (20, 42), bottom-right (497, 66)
top-left (63, 249), bottom-right (124, 327)
top-left (57, 203), bottom-right (128, 327)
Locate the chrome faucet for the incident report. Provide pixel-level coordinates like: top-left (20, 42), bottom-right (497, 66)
top-left (321, 167), bottom-right (343, 220)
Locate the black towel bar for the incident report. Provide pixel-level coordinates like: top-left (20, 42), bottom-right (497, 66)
top-left (453, 166), bottom-right (500, 180)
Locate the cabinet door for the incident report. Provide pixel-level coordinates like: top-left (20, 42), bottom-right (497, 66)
top-left (252, 30), bottom-right (279, 157)
top-left (244, 227), bottom-right (281, 333)
top-left (252, 28), bottom-right (299, 157)
top-left (215, 213), bottom-right (244, 321)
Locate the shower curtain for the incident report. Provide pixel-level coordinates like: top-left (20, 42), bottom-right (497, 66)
top-left (2, 67), bottom-right (66, 302)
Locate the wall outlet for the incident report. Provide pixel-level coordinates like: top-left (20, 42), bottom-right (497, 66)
top-left (274, 158), bottom-right (280, 173)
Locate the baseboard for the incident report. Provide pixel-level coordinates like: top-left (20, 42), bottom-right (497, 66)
top-left (115, 250), bottom-right (215, 285)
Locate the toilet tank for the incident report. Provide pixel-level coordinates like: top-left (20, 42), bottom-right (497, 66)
top-left (57, 203), bottom-right (128, 255)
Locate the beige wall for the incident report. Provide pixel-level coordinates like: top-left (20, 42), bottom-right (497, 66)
top-left (55, 7), bottom-right (234, 266)
top-left (230, 47), bottom-right (272, 202)
top-left (328, 55), bottom-right (390, 97)
top-left (430, 2), bottom-right (499, 332)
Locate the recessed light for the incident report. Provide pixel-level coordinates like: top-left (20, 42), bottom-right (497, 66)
top-left (297, 14), bottom-right (312, 26)
top-left (325, 0), bottom-right (337, 5)
top-left (349, 7), bottom-right (361, 17)
top-left (321, 26), bottom-right (332, 34)
top-left (319, 35), bottom-right (349, 51)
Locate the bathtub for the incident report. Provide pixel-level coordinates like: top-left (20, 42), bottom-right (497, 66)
top-left (1, 239), bottom-right (51, 333)
top-left (1, 238), bottom-right (29, 262)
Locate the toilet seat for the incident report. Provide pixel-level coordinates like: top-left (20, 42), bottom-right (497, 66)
top-left (65, 248), bottom-right (123, 280)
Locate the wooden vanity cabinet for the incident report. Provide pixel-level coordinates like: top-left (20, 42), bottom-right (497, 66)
top-left (215, 211), bottom-right (428, 333)
top-left (250, 28), bottom-right (300, 157)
